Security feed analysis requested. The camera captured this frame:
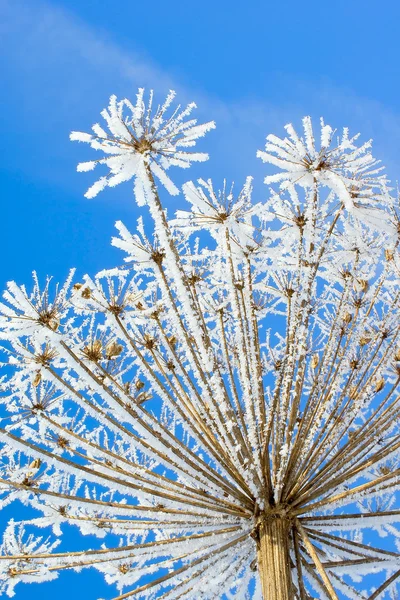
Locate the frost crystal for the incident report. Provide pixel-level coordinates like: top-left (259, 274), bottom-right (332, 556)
top-left (1, 90), bottom-right (400, 599)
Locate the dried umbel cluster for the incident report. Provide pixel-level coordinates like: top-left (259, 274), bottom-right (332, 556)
top-left (0, 90), bottom-right (400, 599)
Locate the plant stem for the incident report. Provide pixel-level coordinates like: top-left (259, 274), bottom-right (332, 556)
top-left (257, 515), bottom-right (294, 600)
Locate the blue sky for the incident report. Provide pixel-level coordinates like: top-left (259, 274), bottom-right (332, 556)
top-left (1, 0), bottom-right (400, 597)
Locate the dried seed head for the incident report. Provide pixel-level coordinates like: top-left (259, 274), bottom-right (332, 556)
top-left (34, 345), bottom-right (58, 366)
top-left (108, 303), bottom-right (124, 316)
top-left (83, 340), bottom-right (103, 362)
top-left (311, 353), bottom-right (319, 369)
top-left (81, 287), bottom-right (91, 299)
top-left (167, 335), bottom-right (177, 347)
top-left (151, 250), bottom-right (166, 265)
top-left (385, 249), bottom-right (394, 261)
top-left (143, 334), bottom-right (156, 350)
top-left (374, 378), bottom-right (385, 393)
top-left (105, 341), bottom-right (123, 360)
top-left (301, 259), bottom-right (313, 268)
top-left (294, 213), bottom-right (306, 229)
top-left (188, 272), bottom-right (202, 285)
top-left (150, 308), bottom-right (163, 320)
top-left (49, 319), bottom-right (59, 331)
top-left (343, 312), bottom-right (353, 324)
top-left (354, 279), bottom-right (369, 293)
top-left (394, 348), bottom-right (400, 362)
top-left (37, 309), bottom-right (60, 329)
top-left (136, 138), bottom-right (153, 154)
top-left (32, 372), bottom-right (42, 387)
top-left (73, 283), bottom-right (83, 290)
top-left (359, 335), bottom-right (372, 347)
top-left (118, 564), bottom-right (130, 575)
top-left (216, 210), bottom-right (228, 223)
top-left (8, 567), bottom-right (18, 578)
top-left (22, 475), bottom-right (34, 487)
top-left (29, 458), bottom-right (42, 469)
top-left (94, 340), bottom-right (103, 352)
top-left (135, 380), bottom-right (145, 391)
top-left (56, 436), bottom-right (69, 449)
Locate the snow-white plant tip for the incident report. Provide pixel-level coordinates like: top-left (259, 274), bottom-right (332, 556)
top-left (70, 89), bottom-right (215, 202)
top-left (257, 117), bottom-right (392, 220)
top-left (1, 88), bottom-right (400, 600)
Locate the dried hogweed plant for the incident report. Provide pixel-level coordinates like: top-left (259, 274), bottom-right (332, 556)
top-left (1, 90), bottom-right (400, 599)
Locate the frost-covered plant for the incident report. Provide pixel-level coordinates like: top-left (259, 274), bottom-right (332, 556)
top-left (1, 89), bottom-right (400, 599)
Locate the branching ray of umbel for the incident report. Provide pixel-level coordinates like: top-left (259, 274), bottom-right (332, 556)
top-left (0, 90), bottom-right (400, 599)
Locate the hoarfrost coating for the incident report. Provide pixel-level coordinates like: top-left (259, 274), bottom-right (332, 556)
top-left (70, 90), bottom-right (215, 202)
top-left (1, 89), bottom-right (400, 599)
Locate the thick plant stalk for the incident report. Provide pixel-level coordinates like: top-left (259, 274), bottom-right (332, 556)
top-left (257, 515), bottom-right (294, 600)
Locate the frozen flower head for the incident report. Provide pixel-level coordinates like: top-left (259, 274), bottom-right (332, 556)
top-left (70, 89), bottom-right (215, 204)
top-left (111, 218), bottom-right (165, 269)
top-left (0, 521), bottom-right (60, 597)
top-left (171, 177), bottom-right (263, 247)
top-left (0, 272), bottom-right (73, 339)
top-left (257, 117), bottom-right (387, 211)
